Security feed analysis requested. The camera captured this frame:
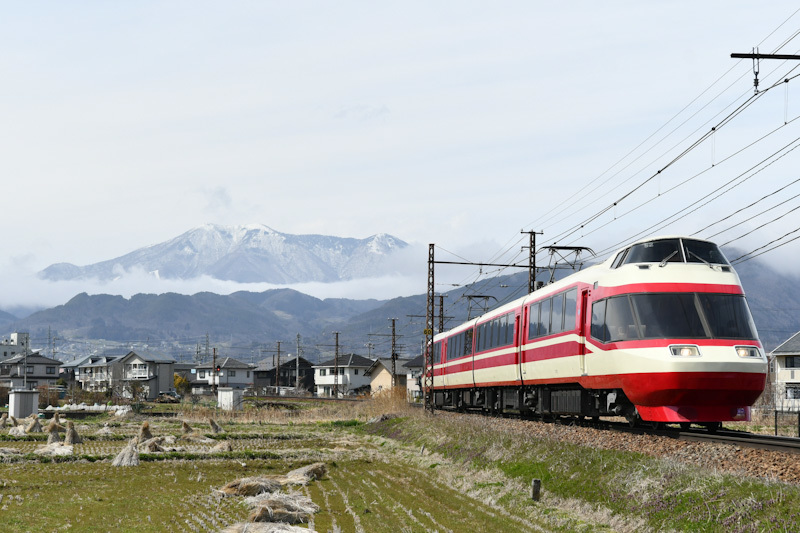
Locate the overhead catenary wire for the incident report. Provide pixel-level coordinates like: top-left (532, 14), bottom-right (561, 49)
top-left (429, 14), bottom-right (800, 333)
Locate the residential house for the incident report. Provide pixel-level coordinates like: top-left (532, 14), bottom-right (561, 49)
top-left (0, 333), bottom-right (31, 362)
top-left (771, 331), bottom-right (800, 411)
top-left (254, 356), bottom-right (315, 394)
top-left (73, 354), bottom-right (125, 394)
top-left (174, 362), bottom-right (200, 393)
top-left (313, 354), bottom-right (373, 397)
top-left (403, 354), bottom-right (425, 402)
top-left (118, 350), bottom-right (177, 401)
top-left (364, 357), bottom-right (410, 396)
top-left (0, 351), bottom-right (62, 390)
top-left (194, 357), bottom-right (254, 393)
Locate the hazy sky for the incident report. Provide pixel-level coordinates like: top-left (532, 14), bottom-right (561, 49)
top-left (3, 2), bottom-right (800, 311)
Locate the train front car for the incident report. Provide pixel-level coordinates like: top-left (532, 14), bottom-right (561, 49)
top-left (588, 236), bottom-right (767, 425)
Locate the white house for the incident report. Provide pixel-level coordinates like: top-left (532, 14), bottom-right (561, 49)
top-left (403, 354), bottom-right (424, 402)
top-left (313, 354), bottom-right (373, 397)
top-left (771, 331), bottom-right (800, 411)
top-left (194, 357), bottom-right (254, 393)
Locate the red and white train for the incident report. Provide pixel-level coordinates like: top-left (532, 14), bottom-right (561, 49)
top-left (429, 236), bottom-right (767, 428)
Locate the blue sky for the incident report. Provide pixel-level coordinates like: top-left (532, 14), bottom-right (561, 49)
top-left (3, 2), bottom-right (800, 309)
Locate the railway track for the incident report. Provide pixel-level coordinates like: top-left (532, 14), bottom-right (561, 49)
top-left (677, 428), bottom-right (800, 454)
top-left (432, 406), bottom-right (800, 455)
top-left (556, 417), bottom-right (800, 455)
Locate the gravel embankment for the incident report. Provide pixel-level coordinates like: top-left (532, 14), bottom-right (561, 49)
top-left (440, 412), bottom-right (800, 484)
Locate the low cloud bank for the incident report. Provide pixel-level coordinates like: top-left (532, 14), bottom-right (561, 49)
top-left (0, 264), bottom-right (428, 320)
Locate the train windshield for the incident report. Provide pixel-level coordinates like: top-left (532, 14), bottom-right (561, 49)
top-left (592, 293), bottom-right (758, 342)
top-left (619, 238), bottom-right (729, 266)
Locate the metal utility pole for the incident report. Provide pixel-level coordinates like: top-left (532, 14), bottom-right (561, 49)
top-left (333, 332), bottom-right (340, 398)
top-left (276, 341), bottom-right (282, 395)
top-left (212, 347), bottom-right (217, 395)
top-left (522, 230), bottom-right (543, 294)
top-left (438, 295), bottom-right (445, 333)
top-left (296, 334), bottom-right (302, 390)
top-left (390, 318), bottom-right (398, 388)
top-left (424, 244), bottom-right (435, 413)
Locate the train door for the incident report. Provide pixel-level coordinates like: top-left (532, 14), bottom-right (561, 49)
top-left (441, 339), bottom-right (449, 389)
top-left (579, 289), bottom-right (590, 375)
top-left (517, 309), bottom-right (525, 383)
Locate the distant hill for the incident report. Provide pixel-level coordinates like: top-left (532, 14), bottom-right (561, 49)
top-left (38, 224), bottom-right (408, 284)
top-left (10, 249), bottom-right (800, 360)
top-left (0, 309), bottom-right (17, 330)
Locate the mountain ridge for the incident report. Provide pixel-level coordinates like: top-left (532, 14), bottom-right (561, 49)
top-left (38, 224), bottom-right (408, 284)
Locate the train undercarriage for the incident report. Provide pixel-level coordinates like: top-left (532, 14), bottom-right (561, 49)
top-left (431, 385), bottom-right (723, 431)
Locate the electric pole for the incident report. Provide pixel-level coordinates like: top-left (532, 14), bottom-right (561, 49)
top-left (390, 318), bottom-right (398, 388)
top-left (333, 332), bottom-right (340, 398)
top-left (296, 334), bottom-right (302, 390)
top-left (522, 230), bottom-right (543, 294)
top-left (275, 341), bottom-right (282, 395)
top-left (438, 295), bottom-right (445, 333)
top-left (424, 244), bottom-right (435, 413)
top-left (212, 347), bottom-right (217, 395)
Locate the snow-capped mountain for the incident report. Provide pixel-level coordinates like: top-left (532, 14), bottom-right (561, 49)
top-left (39, 224), bottom-right (408, 284)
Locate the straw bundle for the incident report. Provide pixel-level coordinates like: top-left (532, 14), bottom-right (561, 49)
top-left (64, 421), bottom-right (82, 445)
top-left (219, 477), bottom-right (282, 497)
top-left (209, 418), bottom-right (224, 434)
top-left (112, 438), bottom-right (140, 467)
top-left (246, 492), bottom-right (320, 524)
top-left (221, 523), bottom-right (315, 533)
top-left (138, 421), bottom-right (153, 441)
top-left (212, 440), bottom-right (233, 452)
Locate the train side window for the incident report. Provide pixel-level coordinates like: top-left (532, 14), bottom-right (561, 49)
top-left (552, 293), bottom-right (564, 333)
top-left (564, 288), bottom-right (578, 331)
top-left (433, 342), bottom-right (441, 364)
top-left (591, 299), bottom-right (608, 341)
top-left (505, 312), bottom-right (514, 345)
top-left (478, 323), bottom-right (486, 352)
top-left (528, 303), bottom-right (541, 339)
top-left (499, 314), bottom-right (508, 346)
top-left (539, 298), bottom-right (552, 337)
top-left (464, 329), bottom-right (473, 357)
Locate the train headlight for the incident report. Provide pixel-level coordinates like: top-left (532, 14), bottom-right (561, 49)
top-left (669, 345), bottom-right (701, 357)
top-left (735, 346), bottom-right (761, 358)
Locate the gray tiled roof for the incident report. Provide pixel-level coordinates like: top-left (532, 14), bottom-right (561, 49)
top-left (255, 356), bottom-right (311, 372)
top-left (314, 353), bottom-right (374, 368)
top-left (404, 354), bottom-right (424, 368)
top-left (125, 350), bottom-right (177, 364)
top-left (196, 356), bottom-right (254, 370)
top-left (3, 353), bottom-right (62, 366)
top-left (365, 358), bottom-right (412, 376)
top-left (771, 330), bottom-right (800, 354)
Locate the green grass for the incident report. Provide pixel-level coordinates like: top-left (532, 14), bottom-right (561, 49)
top-left (364, 413), bottom-right (800, 532)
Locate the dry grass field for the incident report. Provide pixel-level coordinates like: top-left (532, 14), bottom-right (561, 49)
top-left (0, 393), bottom-right (798, 532)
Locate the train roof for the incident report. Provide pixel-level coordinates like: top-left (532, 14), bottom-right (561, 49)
top-left (433, 235), bottom-right (739, 342)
